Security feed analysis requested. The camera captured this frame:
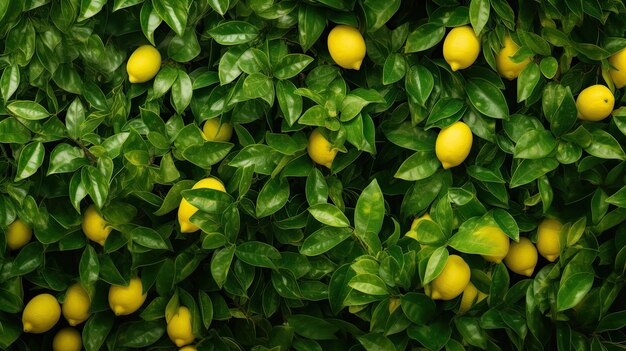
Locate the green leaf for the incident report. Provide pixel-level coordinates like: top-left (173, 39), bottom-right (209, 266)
top-left (276, 80), bottom-right (303, 126)
top-left (382, 121), bottom-right (436, 151)
top-left (208, 21), bottom-right (260, 45)
top-left (131, 227), bottom-right (170, 250)
top-left (596, 311), bottom-right (626, 332)
top-left (383, 53), bottom-right (407, 85)
top-left (557, 267), bottom-right (594, 311)
top-left (514, 129), bottom-right (557, 159)
top-left (117, 320), bottom-right (165, 347)
top-left (7, 100), bottom-right (50, 120)
top-left (401, 293), bottom-right (436, 325)
top-left (466, 78), bottom-right (509, 119)
top-left (82, 312), bottom-right (114, 351)
top-left (79, 0), bottom-right (107, 21)
top-left (510, 158), bottom-right (559, 188)
top-left (394, 151), bottom-right (440, 181)
top-left (1, 63), bottom-right (20, 101)
top-left (448, 220), bottom-right (509, 256)
top-left (405, 23), bottom-right (445, 53)
top-left (300, 227), bottom-right (353, 256)
top-left (152, 0), bottom-right (188, 37)
top-left (607, 185), bottom-right (626, 208)
top-left (348, 274), bottom-right (389, 295)
top-left (235, 241), bottom-right (281, 269)
top-left (168, 28), bottom-right (201, 62)
top-left (182, 142), bottom-right (234, 169)
top-left (211, 245), bottom-right (235, 288)
top-left (423, 247), bottom-right (449, 285)
top-left (298, 5), bottom-right (326, 52)
top-left (469, 0), bottom-right (490, 36)
top-left (15, 142), bottom-right (44, 181)
top-left (171, 69), bottom-right (192, 114)
top-left (584, 129), bottom-right (626, 160)
top-left (305, 168), bottom-right (328, 205)
top-left (256, 176), bottom-right (290, 218)
top-left (308, 203), bottom-right (350, 227)
top-left (0, 118), bottom-right (30, 143)
top-left (361, 0), bottom-right (400, 32)
top-left (288, 314), bottom-right (339, 340)
top-left (10, 242), bottom-right (44, 277)
top-left (208, 0), bottom-right (229, 15)
top-left (517, 62), bottom-right (541, 102)
top-left (540, 57), bottom-right (558, 79)
top-left (274, 54), bottom-right (314, 80)
top-left (79, 244), bottom-right (99, 298)
top-left (82, 166), bottom-right (109, 209)
top-left (47, 143), bottom-right (88, 175)
top-left (354, 179), bottom-right (384, 254)
top-left (358, 333), bottom-right (396, 351)
top-left (340, 88), bottom-right (385, 122)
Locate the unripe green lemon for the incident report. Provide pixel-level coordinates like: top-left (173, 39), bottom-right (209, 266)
top-left (22, 293), bottom-right (61, 333)
top-left (435, 121), bottom-right (473, 169)
top-left (443, 26), bottom-right (480, 71)
top-left (504, 237), bottom-right (538, 276)
top-left (52, 327), bottom-right (82, 351)
top-left (167, 306), bottom-right (195, 347)
top-left (327, 25), bottom-right (366, 70)
top-left (536, 218), bottom-right (562, 262)
top-left (203, 118), bottom-right (233, 142)
top-left (126, 45), bottom-right (161, 83)
top-left (6, 218), bottom-right (32, 250)
top-left (62, 282), bottom-right (91, 326)
top-left (576, 85), bottom-right (614, 121)
top-left (82, 205), bottom-right (112, 246)
top-left (108, 277), bottom-right (147, 316)
top-left (429, 255), bottom-right (471, 300)
top-left (177, 177), bottom-right (227, 233)
top-left (307, 128), bottom-right (338, 169)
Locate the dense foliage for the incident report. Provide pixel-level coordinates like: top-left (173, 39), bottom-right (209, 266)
top-left (1, 0), bottom-right (626, 350)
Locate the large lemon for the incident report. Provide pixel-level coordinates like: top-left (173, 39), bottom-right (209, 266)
top-left (429, 254), bottom-right (471, 300)
top-left (443, 26), bottom-right (480, 71)
top-left (22, 293), bottom-right (61, 333)
top-left (476, 226), bottom-right (510, 264)
top-left (6, 218), bottom-right (32, 250)
top-left (167, 306), bottom-right (195, 347)
top-left (504, 237), bottom-right (538, 276)
top-left (536, 218), bottom-right (562, 262)
top-left (178, 177), bottom-right (227, 233)
top-left (203, 118), bottom-right (233, 142)
top-left (307, 128), bottom-right (338, 169)
top-left (82, 205), bottom-right (112, 246)
top-left (62, 283), bottom-right (91, 326)
top-left (435, 121), bottom-right (473, 169)
top-left (496, 36), bottom-right (533, 80)
top-left (126, 45), bottom-right (161, 83)
top-left (327, 25), bottom-right (366, 70)
top-left (180, 347), bottom-right (197, 351)
top-left (609, 48), bottom-right (626, 88)
top-left (52, 327), bottom-right (82, 351)
top-left (576, 85), bottom-right (614, 121)
top-left (458, 281), bottom-right (478, 314)
top-left (108, 277), bottom-right (147, 316)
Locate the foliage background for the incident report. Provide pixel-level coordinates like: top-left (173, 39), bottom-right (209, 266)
top-left (1, 0), bottom-right (626, 350)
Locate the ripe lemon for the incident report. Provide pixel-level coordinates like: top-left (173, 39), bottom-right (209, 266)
top-left (180, 347), bottom-right (197, 351)
top-left (22, 293), bottom-right (61, 333)
top-left (307, 128), bottom-right (338, 169)
top-left (536, 218), bottom-right (562, 262)
top-left (178, 177), bottom-right (227, 233)
top-left (443, 26), bottom-right (480, 71)
top-left (203, 118), bottom-right (233, 142)
top-left (504, 237), bottom-right (538, 276)
top-left (82, 205), bottom-right (112, 246)
top-left (6, 218), bottom-right (32, 250)
top-left (327, 25), bottom-right (366, 70)
top-left (496, 36), bottom-right (533, 80)
top-left (429, 254), bottom-right (471, 300)
top-left (458, 281), bottom-right (478, 314)
top-left (576, 85), bottom-right (614, 121)
top-left (52, 327), bottom-right (82, 351)
top-left (167, 306), bottom-right (195, 347)
top-left (108, 277), bottom-right (147, 316)
top-left (475, 226), bottom-right (510, 264)
top-left (609, 48), bottom-right (626, 88)
top-left (406, 213), bottom-right (432, 241)
top-left (62, 283), bottom-right (91, 326)
top-left (435, 121), bottom-right (473, 169)
top-left (126, 45), bottom-right (161, 83)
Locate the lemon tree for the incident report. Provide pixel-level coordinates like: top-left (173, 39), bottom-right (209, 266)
top-left (1, 0), bottom-right (626, 350)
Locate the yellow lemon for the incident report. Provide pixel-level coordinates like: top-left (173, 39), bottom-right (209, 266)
top-left (327, 25), bottom-right (366, 70)
top-left (536, 218), bottom-right (562, 262)
top-left (180, 347), bottom-right (197, 351)
top-left (307, 128), bottom-right (338, 169)
top-left (82, 205), bottom-right (112, 246)
top-left (435, 121), bottom-right (473, 169)
top-left (62, 283), bottom-right (91, 326)
top-left (406, 213), bottom-right (432, 241)
top-left (504, 237), bottom-right (538, 276)
top-left (6, 218), bottom-right (32, 250)
top-left (458, 281), bottom-right (478, 314)
top-left (178, 177), bottom-right (227, 233)
top-left (126, 45), bottom-right (161, 83)
top-left (203, 118), bottom-right (233, 142)
top-left (609, 48), bottom-right (626, 88)
top-left (108, 277), bottom-right (147, 316)
top-left (443, 26), bottom-right (481, 71)
top-left (496, 36), bottom-right (533, 80)
top-left (52, 327), bottom-right (82, 351)
top-left (576, 85), bottom-right (614, 121)
top-left (429, 254), bottom-right (471, 300)
top-left (167, 306), bottom-right (195, 347)
top-left (475, 226), bottom-right (510, 264)
top-left (22, 293), bottom-right (61, 333)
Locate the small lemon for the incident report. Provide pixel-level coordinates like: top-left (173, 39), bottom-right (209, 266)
top-left (429, 254), bottom-right (471, 300)
top-left (443, 26), bottom-right (481, 71)
top-left (6, 218), bottom-right (32, 250)
top-left (458, 281), bottom-right (478, 314)
top-left (22, 293), bottom-right (61, 333)
top-left (307, 128), bottom-right (338, 169)
top-left (203, 118), bottom-right (233, 142)
top-left (180, 347), bottom-right (197, 351)
top-left (504, 237), bottom-right (538, 276)
top-left (82, 205), bottom-right (112, 246)
top-left (52, 327), bottom-right (82, 351)
top-left (126, 45), bottom-right (161, 83)
top-left (406, 213), bottom-right (432, 241)
top-left (435, 121), bottom-right (473, 169)
top-left (62, 283), bottom-right (91, 326)
top-left (108, 277), bottom-right (147, 316)
top-left (178, 177), bottom-right (227, 233)
top-left (576, 85), bottom-right (614, 121)
top-left (327, 25), bottom-right (366, 70)
top-left (167, 306), bottom-right (195, 347)
top-left (496, 36), bottom-right (533, 80)
top-left (609, 48), bottom-right (626, 88)
top-left (475, 226), bottom-right (510, 264)
top-left (536, 218), bottom-right (562, 262)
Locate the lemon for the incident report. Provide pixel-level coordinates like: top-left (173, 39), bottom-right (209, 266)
top-left (180, 347), bottom-right (197, 351)
top-left (307, 128), bottom-right (338, 169)
top-left (82, 205), bottom-right (112, 246)
top-left (609, 48), bottom-right (626, 88)
top-left (536, 218), bottom-right (562, 262)
top-left (458, 281), bottom-right (478, 314)
top-left (475, 226), bottom-right (510, 264)
top-left (504, 237), bottom-right (538, 276)
top-left (178, 177), bottom-right (227, 233)
top-left (576, 85), bottom-right (614, 121)
top-left (126, 45), bottom-right (161, 83)
top-left (108, 277), bottom-right (147, 316)
top-left (6, 218), bottom-right (32, 250)
top-left (429, 254), bottom-right (471, 300)
top-left (435, 121), bottom-right (473, 169)
top-left (443, 26), bottom-right (481, 71)
top-left (496, 36), bottom-right (533, 80)
top-left (52, 327), bottom-right (82, 351)
top-left (327, 25), bottom-right (366, 70)
top-left (62, 283), bottom-right (91, 326)
top-left (22, 293), bottom-right (61, 333)
top-left (203, 118), bottom-right (233, 142)
top-left (406, 213), bottom-right (432, 241)
top-left (167, 306), bottom-right (195, 347)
